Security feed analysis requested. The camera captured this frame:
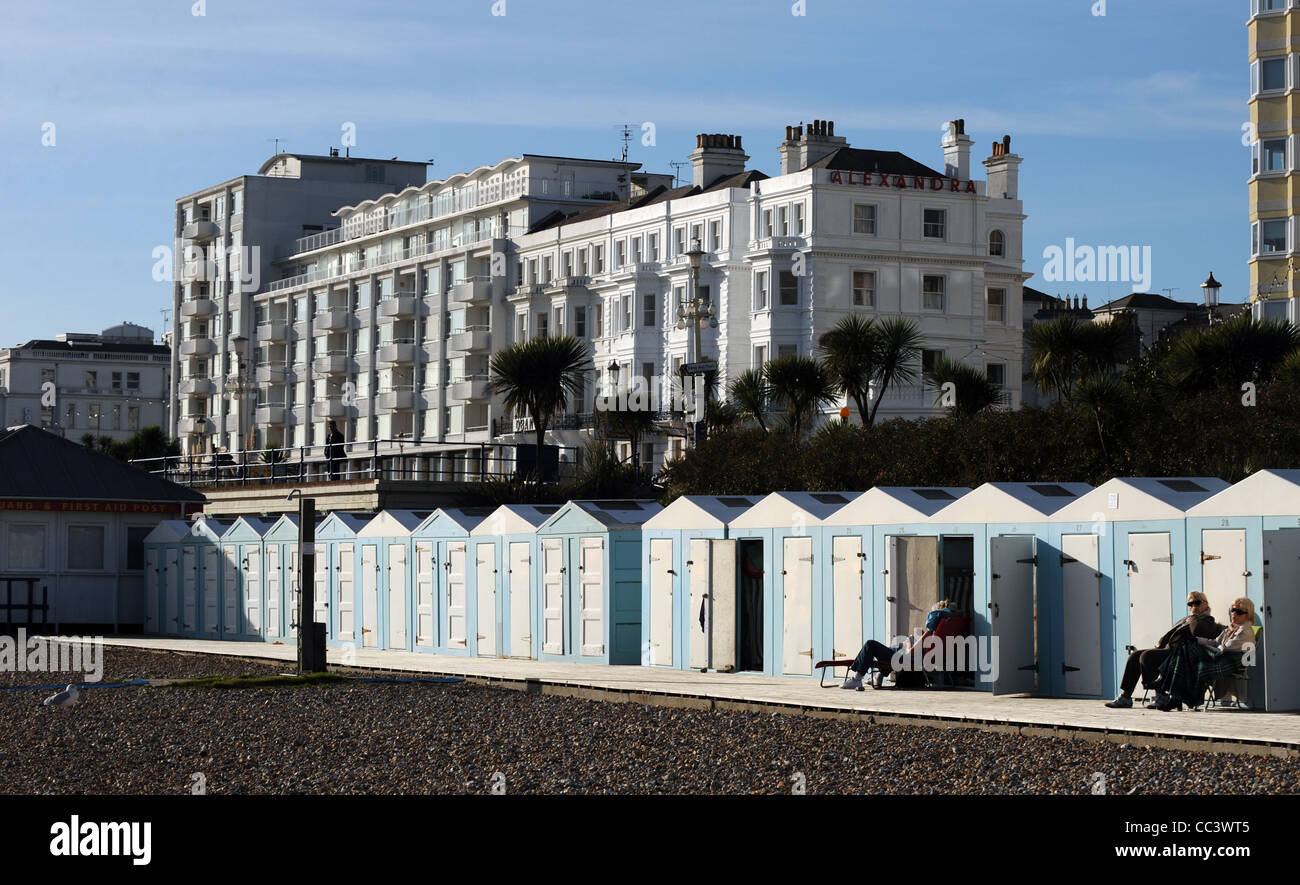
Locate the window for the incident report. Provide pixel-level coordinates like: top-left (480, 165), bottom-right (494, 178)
top-left (648, 233), bottom-right (659, 262)
top-left (126, 526), bottom-right (152, 571)
top-left (989, 230), bottom-right (1005, 257)
top-left (7, 524), bottom-right (46, 570)
top-left (515, 313), bottom-right (526, 342)
top-left (615, 241), bottom-right (626, 268)
top-left (778, 271), bottom-right (798, 306)
top-left (1263, 138), bottom-right (1288, 172)
top-left (754, 345), bottom-right (767, 369)
top-left (690, 223), bottom-right (702, 247)
top-left (537, 312), bottom-right (549, 339)
top-left (641, 362), bottom-right (655, 395)
top-left (88, 403), bottom-right (101, 430)
top-left (111, 372), bottom-right (122, 390)
top-left (987, 288), bottom-right (1006, 322)
top-left (777, 344), bottom-right (797, 359)
top-left (674, 227), bottom-right (686, 257)
top-left (562, 251), bottom-right (573, 277)
top-left (67, 525), bottom-right (105, 570)
top-left (84, 371), bottom-right (97, 389)
top-left (794, 203), bottom-right (805, 235)
top-left (527, 258), bottom-right (538, 285)
top-left (643, 293), bottom-right (656, 327)
top-left (542, 256), bottom-right (552, 282)
top-left (594, 245), bottom-right (605, 274)
top-left (754, 271), bottom-right (769, 311)
top-left (127, 406), bottom-right (139, 431)
top-left (922, 349), bottom-right (943, 374)
top-left (922, 275), bottom-right (946, 311)
top-left (65, 402), bottom-right (76, 428)
top-left (621, 294), bottom-right (632, 332)
top-left (853, 271), bottom-right (875, 307)
top-left (577, 248), bottom-right (588, 276)
top-left (674, 285), bottom-right (686, 314)
top-left (923, 208), bottom-right (947, 239)
top-left (853, 204), bottom-right (877, 235)
top-left (1259, 219), bottom-right (1288, 254)
top-left (594, 302), bottom-right (604, 337)
top-left (575, 306), bottom-right (587, 338)
top-left (777, 206), bottom-right (788, 236)
top-left (553, 306), bottom-right (565, 336)
top-left (763, 209), bottom-right (773, 237)
top-left (232, 190), bottom-right (243, 216)
top-left (698, 284), bottom-right (710, 304)
top-left (709, 220), bottom-right (722, 251)
top-left (632, 236), bottom-right (643, 264)
top-left (1261, 57), bottom-right (1287, 92)
top-left (986, 363), bottom-right (1006, 386)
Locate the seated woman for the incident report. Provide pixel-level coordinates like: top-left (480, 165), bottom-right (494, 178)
top-left (841, 600), bottom-right (953, 690)
top-left (1147, 597), bottom-right (1256, 711)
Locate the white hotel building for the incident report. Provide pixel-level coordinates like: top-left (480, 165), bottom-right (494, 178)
top-left (175, 120), bottom-right (1027, 471)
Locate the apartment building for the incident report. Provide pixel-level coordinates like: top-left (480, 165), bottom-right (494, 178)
top-left (0, 323), bottom-right (169, 441)
top-left (176, 120), bottom-right (1027, 474)
top-left (171, 151), bottom-right (428, 453)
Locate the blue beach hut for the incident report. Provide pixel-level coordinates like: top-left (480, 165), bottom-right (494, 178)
top-left (467, 504), bottom-right (564, 659)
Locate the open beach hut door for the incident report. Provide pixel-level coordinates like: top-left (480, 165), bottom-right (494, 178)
top-left (1263, 529), bottom-right (1300, 710)
top-left (990, 535), bottom-right (1037, 694)
top-left (688, 538), bottom-right (736, 672)
top-left (884, 536), bottom-right (940, 642)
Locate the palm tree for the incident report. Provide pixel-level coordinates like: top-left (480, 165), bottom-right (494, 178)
top-left (1073, 374), bottom-right (1127, 459)
top-left (1162, 315), bottom-right (1300, 393)
top-left (728, 368), bottom-right (769, 431)
top-left (1026, 315), bottom-right (1087, 401)
top-left (488, 335), bottom-right (592, 476)
top-left (867, 317), bottom-right (924, 425)
top-left (818, 314), bottom-right (878, 424)
top-left (925, 356), bottom-right (1007, 417)
top-left (763, 354), bottom-right (839, 437)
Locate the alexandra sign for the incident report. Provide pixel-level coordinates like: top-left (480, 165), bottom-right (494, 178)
top-left (827, 169), bottom-right (978, 194)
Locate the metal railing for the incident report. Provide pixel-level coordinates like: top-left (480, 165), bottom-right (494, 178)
top-left (0, 578), bottom-right (49, 626)
top-left (130, 438), bottom-right (583, 488)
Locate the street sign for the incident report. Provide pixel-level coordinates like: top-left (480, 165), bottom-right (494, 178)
top-left (682, 362), bottom-right (715, 375)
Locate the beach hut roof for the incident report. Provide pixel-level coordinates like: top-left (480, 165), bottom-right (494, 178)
top-left (143, 519), bottom-right (191, 543)
top-left (415, 506), bottom-right (498, 536)
top-left (358, 509), bottom-right (434, 537)
top-left (468, 503), bottom-right (564, 536)
top-left (823, 486), bottom-right (973, 526)
top-left (642, 495), bottom-right (761, 531)
top-left (538, 499), bottom-right (665, 533)
top-left (931, 481), bottom-right (1093, 522)
top-left (1185, 469), bottom-right (1300, 517)
top-left (316, 511), bottom-right (376, 536)
top-left (1052, 477), bottom-right (1230, 522)
top-left (729, 491), bottom-right (859, 529)
top-left (225, 515), bottom-right (278, 538)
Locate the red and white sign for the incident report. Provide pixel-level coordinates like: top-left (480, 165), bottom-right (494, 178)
top-left (826, 169), bottom-right (978, 194)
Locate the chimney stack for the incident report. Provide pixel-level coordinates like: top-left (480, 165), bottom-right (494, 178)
top-left (982, 133), bottom-right (1022, 200)
top-left (779, 119), bottom-right (848, 174)
top-left (942, 118), bottom-right (974, 180)
top-left (689, 133), bottom-right (749, 189)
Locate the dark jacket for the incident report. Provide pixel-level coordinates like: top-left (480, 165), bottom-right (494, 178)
top-left (1157, 612), bottom-right (1221, 649)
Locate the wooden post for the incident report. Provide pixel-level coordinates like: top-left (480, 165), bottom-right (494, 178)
top-left (297, 497), bottom-right (326, 673)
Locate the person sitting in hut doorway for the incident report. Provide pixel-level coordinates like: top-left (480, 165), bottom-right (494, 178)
top-left (325, 420), bottom-right (345, 480)
top-left (1103, 590), bottom-right (1221, 708)
top-left (1147, 597), bottom-right (1256, 711)
top-left (842, 599), bottom-right (954, 690)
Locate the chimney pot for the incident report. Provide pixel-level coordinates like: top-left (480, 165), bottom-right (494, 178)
top-left (827, 121), bottom-right (834, 136)
top-left (735, 135), bottom-right (742, 149)
top-left (1003, 134), bottom-right (1012, 151)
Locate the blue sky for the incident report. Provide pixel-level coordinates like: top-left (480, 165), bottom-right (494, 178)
top-left (0, 0), bottom-right (1249, 345)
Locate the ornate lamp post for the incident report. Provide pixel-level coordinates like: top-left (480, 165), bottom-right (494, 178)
top-left (223, 334), bottom-right (256, 454)
top-left (1201, 272), bottom-right (1221, 327)
top-left (676, 238), bottom-right (717, 446)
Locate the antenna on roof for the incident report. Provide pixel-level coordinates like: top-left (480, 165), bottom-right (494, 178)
top-left (1161, 288), bottom-right (1179, 299)
top-left (267, 137), bottom-right (285, 155)
top-left (614, 123), bottom-right (634, 163)
top-left (669, 160), bottom-right (689, 187)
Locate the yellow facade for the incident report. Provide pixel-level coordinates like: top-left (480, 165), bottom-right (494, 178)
top-left (1248, 5), bottom-right (1300, 302)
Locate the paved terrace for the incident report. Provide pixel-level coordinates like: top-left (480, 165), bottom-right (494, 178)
top-left (85, 637), bottom-right (1300, 758)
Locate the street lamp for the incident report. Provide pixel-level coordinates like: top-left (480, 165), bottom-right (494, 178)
top-left (677, 238), bottom-right (717, 446)
top-left (1201, 272), bottom-right (1221, 327)
top-left (223, 334), bottom-right (255, 452)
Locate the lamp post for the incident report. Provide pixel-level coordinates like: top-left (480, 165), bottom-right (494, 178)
top-left (223, 334), bottom-right (255, 459)
top-left (605, 360), bottom-right (619, 459)
top-left (677, 238), bottom-right (717, 446)
top-left (1201, 272), bottom-right (1221, 327)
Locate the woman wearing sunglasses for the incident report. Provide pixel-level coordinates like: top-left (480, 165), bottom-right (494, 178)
top-left (1147, 597), bottom-right (1256, 711)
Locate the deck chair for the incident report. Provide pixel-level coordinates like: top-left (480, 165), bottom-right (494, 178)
top-left (922, 615), bottom-right (973, 688)
top-left (1203, 626), bottom-right (1261, 710)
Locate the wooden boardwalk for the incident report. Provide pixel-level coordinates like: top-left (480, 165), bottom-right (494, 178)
top-left (88, 636), bottom-right (1300, 757)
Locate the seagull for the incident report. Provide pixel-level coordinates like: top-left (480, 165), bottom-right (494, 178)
top-left (43, 684), bottom-right (79, 708)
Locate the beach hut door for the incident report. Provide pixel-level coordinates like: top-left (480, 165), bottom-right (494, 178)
top-left (541, 538), bottom-right (565, 654)
top-left (266, 545), bottom-right (282, 639)
top-left (508, 542), bottom-right (532, 658)
top-left (1200, 529), bottom-right (1247, 628)
top-left (145, 549), bottom-right (159, 633)
top-left (689, 539), bottom-right (736, 671)
top-left (578, 537), bottom-right (604, 656)
top-left (445, 542), bottom-right (468, 648)
top-left (182, 547), bottom-right (197, 633)
top-left (1061, 533), bottom-right (1101, 697)
top-left (990, 535), bottom-right (1036, 694)
top-left (1126, 532), bottom-right (1172, 649)
top-left (782, 536), bottom-right (814, 676)
top-left (476, 542), bottom-right (497, 657)
top-left (203, 547), bottom-right (220, 635)
top-left (415, 542), bottom-right (435, 648)
top-left (243, 547), bottom-right (261, 638)
top-left (885, 536), bottom-right (939, 640)
top-left (832, 535), bottom-right (864, 659)
top-left (313, 550), bottom-right (329, 625)
top-left (387, 543), bottom-right (408, 649)
top-left (222, 545), bottom-right (240, 636)
top-left (338, 543), bottom-right (356, 643)
top-left (361, 544), bottom-right (379, 648)
top-left (1264, 529), bottom-right (1299, 711)
top-left (650, 538), bottom-right (675, 667)
top-left (165, 548), bottom-right (180, 633)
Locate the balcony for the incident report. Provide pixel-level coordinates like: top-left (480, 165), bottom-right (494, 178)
top-left (449, 375), bottom-right (489, 401)
top-left (376, 387), bottom-right (415, 411)
top-left (312, 352), bottom-right (353, 375)
top-left (181, 297), bottom-right (216, 318)
top-left (377, 341), bottom-right (417, 364)
top-left (255, 403), bottom-right (286, 424)
top-left (178, 416), bottom-right (212, 435)
top-left (314, 308), bottom-right (353, 331)
top-left (312, 398), bottom-right (348, 419)
top-left (257, 321), bottom-right (289, 342)
top-left (179, 338), bottom-right (215, 357)
top-left (378, 295), bottom-right (418, 321)
top-left (179, 376), bottom-right (216, 396)
top-left (255, 365), bottom-right (293, 385)
top-left (546, 275), bottom-right (592, 292)
top-left (448, 326), bottom-right (491, 353)
top-left (182, 220), bottom-right (220, 242)
top-left (449, 276), bottom-right (492, 305)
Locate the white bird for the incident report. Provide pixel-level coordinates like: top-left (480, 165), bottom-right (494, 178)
top-left (43, 684), bottom-right (79, 708)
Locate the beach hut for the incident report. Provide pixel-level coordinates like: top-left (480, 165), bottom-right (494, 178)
top-left (356, 510), bottom-right (431, 652)
top-left (142, 520), bottom-right (190, 635)
top-left (467, 504), bottom-right (564, 659)
top-left (1046, 477), bottom-right (1228, 699)
top-left (180, 517), bottom-right (236, 638)
top-left (222, 516), bottom-right (277, 640)
top-left (921, 482), bottom-right (1093, 694)
top-left (727, 492), bottom-right (860, 677)
top-left (412, 507), bottom-right (497, 655)
top-left (1186, 469), bottom-right (1300, 711)
top-left (314, 512), bottom-right (375, 647)
top-left (639, 495), bottom-right (760, 671)
top-left (820, 487), bottom-right (973, 664)
top-left (535, 500), bottom-right (664, 665)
